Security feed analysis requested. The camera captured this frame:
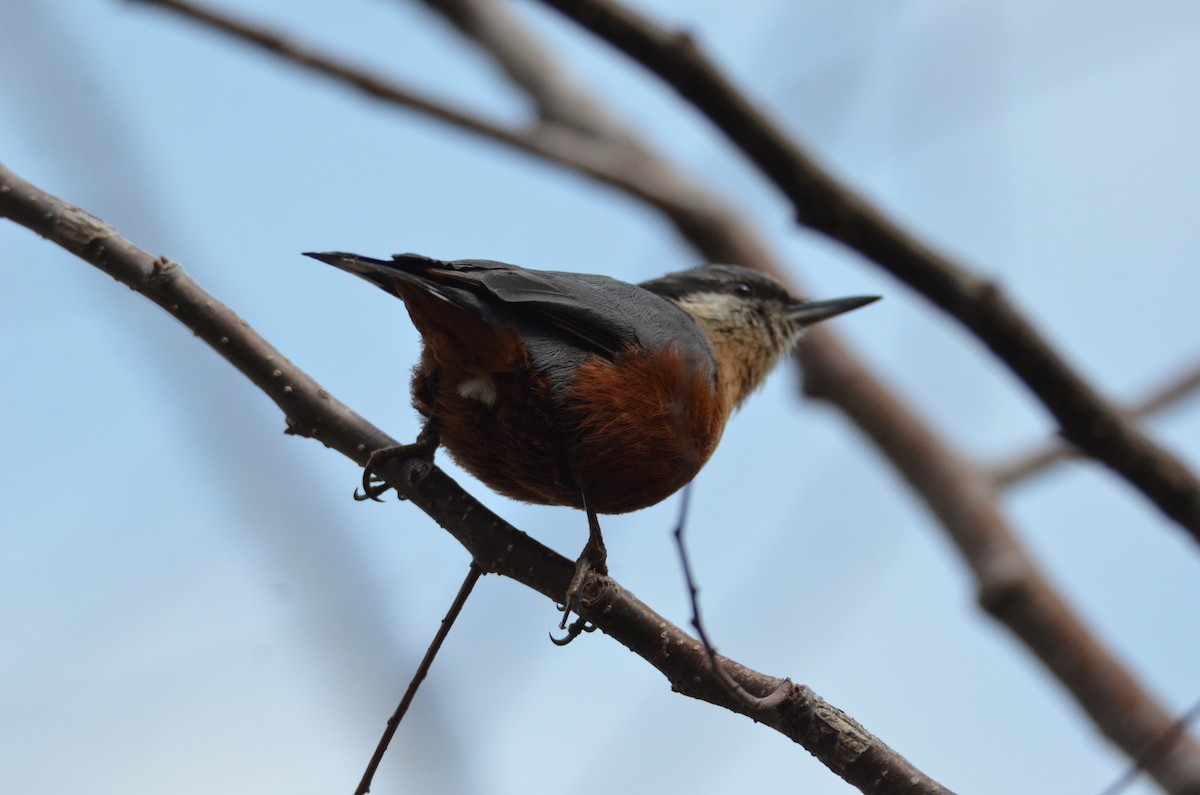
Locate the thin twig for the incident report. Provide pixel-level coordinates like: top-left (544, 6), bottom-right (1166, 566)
top-left (1099, 696), bottom-right (1200, 795)
top-left (672, 484), bottom-right (789, 711)
top-left (533, 0), bottom-right (1200, 543)
top-left (0, 161), bottom-right (954, 795)
top-left (993, 359), bottom-right (1200, 487)
top-left (356, 563), bottom-right (483, 795)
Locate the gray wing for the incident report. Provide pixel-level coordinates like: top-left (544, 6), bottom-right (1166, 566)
top-left (444, 261), bottom-right (646, 359)
top-left (306, 251), bottom-right (704, 362)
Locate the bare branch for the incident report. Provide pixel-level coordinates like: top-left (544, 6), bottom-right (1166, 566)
top-left (357, 564), bottom-right (483, 795)
top-left (132, 0), bottom-right (536, 149)
top-left (133, 0), bottom-right (776, 269)
top-left (797, 330), bottom-right (1200, 794)
top-left (411, 0), bottom-right (631, 140)
top-left (532, 0), bottom-right (1200, 543)
top-left (1102, 696), bottom-right (1200, 795)
top-left (993, 359), bottom-right (1200, 488)
top-left (0, 161), bottom-right (954, 795)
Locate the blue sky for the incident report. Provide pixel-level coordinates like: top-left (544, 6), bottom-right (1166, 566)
top-left (3, 1), bottom-right (1200, 793)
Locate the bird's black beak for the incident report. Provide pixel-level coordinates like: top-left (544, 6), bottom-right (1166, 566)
top-left (788, 295), bottom-right (880, 327)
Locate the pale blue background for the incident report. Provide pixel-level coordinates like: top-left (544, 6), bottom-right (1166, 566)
top-left (3, 1), bottom-right (1199, 793)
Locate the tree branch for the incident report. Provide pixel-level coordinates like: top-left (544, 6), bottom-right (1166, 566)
top-left (992, 359), bottom-right (1200, 488)
top-left (0, 161), bottom-right (954, 794)
top-left (798, 330), bottom-right (1200, 793)
top-left (357, 564), bottom-right (483, 795)
top-left (532, 0), bottom-right (1200, 544)
top-left (132, 0), bottom-right (536, 149)
top-left (411, 0), bottom-right (631, 140)
top-left (132, 0), bottom-right (776, 268)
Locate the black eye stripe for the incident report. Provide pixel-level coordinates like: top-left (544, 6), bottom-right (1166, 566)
top-left (639, 264), bottom-right (795, 305)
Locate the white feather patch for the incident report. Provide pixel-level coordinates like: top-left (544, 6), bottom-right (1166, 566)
top-left (457, 376), bottom-right (498, 407)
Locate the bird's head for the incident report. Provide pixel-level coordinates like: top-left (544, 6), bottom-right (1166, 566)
top-left (641, 264), bottom-right (878, 409)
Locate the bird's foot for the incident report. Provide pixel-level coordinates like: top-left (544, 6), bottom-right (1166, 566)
top-left (549, 537), bottom-right (608, 645)
top-left (550, 613), bottom-right (596, 646)
top-left (355, 435), bottom-right (438, 502)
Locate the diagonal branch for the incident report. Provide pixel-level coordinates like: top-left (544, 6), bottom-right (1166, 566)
top-left (992, 359), bottom-right (1200, 488)
top-left (410, 0), bottom-right (631, 140)
top-left (0, 162), bottom-right (954, 794)
top-left (122, 3), bottom-right (1200, 791)
top-left (532, 0), bottom-right (1200, 543)
top-left (798, 330), bottom-right (1200, 794)
top-left (132, 0), bottom-right (775, 268)
top-left (357, 564), bottom-right (483, 795)
top-left (131, 0), bottom-right (533, 148)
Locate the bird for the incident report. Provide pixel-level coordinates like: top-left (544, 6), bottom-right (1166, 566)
top-left (306, 251), bottom-right (877, 632)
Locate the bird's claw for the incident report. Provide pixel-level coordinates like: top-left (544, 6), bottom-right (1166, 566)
top-left (550, 616), bottom-right (595, 646)
top-left (550, 539), bottom-right (608, 645)
top-left (559, 554), bottom-right (594, 630)
top-left (354, 471), bottom-right (391, 502)
top-left (355, 438), bottom-right (437, 502)
top-left (559, 540), bottom-right (609, 627)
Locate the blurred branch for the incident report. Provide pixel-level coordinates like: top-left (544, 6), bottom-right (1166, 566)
top-left (992, 359), bottom-right (1200, 488)
top-left (131, 0), bottom-right (534, 148)
top-left (1102, 697), bottom-right (1200, 795)
top-left (0, 162), bottom-right (954, 795)
top-left (125, 1), bottom-right (1200, 791)
top-left (532, 0), bottom-right (1200, 544)
top-left (411, 0), bottom-right (630, 139)
top-left (798, 333), bottom-right (1200, 794)
top-left (133, 0), bottom-right (773, 268)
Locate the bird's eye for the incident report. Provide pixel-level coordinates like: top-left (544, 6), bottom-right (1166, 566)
top-left (733, 282), bottom-right (753, 297)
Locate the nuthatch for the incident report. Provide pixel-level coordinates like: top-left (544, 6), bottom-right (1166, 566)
top-left (307, 252), bottom-right (877, 628)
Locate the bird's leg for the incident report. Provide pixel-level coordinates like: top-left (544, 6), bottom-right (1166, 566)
top-left (557, 482), bottom-right (608, 632)
top-left (357, 421), bottom-right (441, 502)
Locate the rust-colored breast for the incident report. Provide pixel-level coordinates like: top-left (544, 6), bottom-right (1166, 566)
top-left (557, 345), bottom-right (727, 514)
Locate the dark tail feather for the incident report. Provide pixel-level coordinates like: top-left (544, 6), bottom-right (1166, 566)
top-left (303, 251), bottom-right (444, 294)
